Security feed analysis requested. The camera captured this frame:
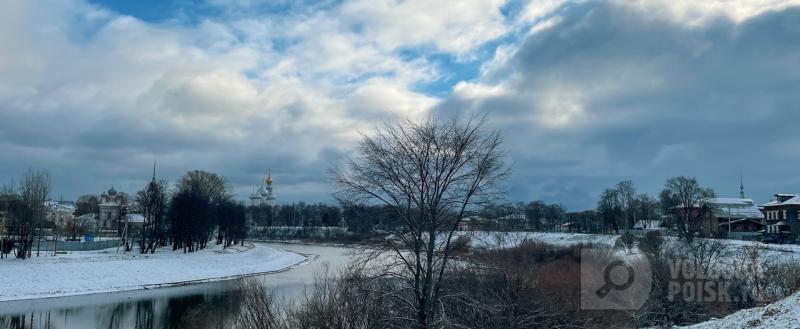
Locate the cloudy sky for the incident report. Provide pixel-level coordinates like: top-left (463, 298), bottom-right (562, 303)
top-left (1, 0), bottom-right (799, 210)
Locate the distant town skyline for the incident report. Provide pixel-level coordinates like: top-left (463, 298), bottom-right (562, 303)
top-left (1, 0), bottom-right (799, 210)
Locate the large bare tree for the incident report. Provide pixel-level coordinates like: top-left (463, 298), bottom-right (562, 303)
top-left (660, 176), bottom-right (715, 241)
top-left (333, 116), bottom-right (508, 328)
top-left (17, 169), bottom-right (50, 259)
top-left (135, 177), bottom-right (169, 254)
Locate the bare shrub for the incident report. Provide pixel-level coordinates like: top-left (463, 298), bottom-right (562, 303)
top-left (635, 242), bottom-right (729, 327)
top-left (760, 259), bottom-right (800, 303)
top-left (638, 231), bottom-right (664, 256)
top-left (616, 231), bottom-right (637, 253)
top-left (732, 243), bottom-right (767, 301)
top-left (234, 278), bottom-right (289, 329)
top-left (290, 265), bottom-right (387, 329)
top-left (445, 240), bottom-right (633, 328)
top-left (449, 235), bottom-right (471, 256)
top-left (233, 266), bottom-right (389, 329)
top-left (678, 238), bottom-right (728, 276)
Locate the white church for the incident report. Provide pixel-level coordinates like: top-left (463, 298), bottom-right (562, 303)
top-left (249, 170), bottom-right (276, 207)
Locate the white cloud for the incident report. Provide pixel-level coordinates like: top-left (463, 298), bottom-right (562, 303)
top-left (0, 0), bottom-right (522, 201)
top-left (517, 0), bottom-right (569, 23)
top-left (624, 0), bottom-right (800, 26)
top-left (338, 0), bottom-right (510, 55)
top-left (437, 0), bottom-right (800, 208)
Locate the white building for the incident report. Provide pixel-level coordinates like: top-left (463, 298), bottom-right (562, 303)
top-left (249, 171), bottom-right (277, 207)
top-left (45, 200), bottom-right (76, 228)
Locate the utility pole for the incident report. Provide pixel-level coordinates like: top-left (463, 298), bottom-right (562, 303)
top-left (53, 196), bottom-right (61, 257)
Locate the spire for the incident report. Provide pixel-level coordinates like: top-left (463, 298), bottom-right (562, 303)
top-left (266, 169), bottom-right (273, 185)
top-left (152, 160), bottom-right (157, 181)
top-left (739, 175), bottom-right (745, 198)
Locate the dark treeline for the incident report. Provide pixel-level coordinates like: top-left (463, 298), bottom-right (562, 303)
top-left (247, 202), bottom-right (344, 228)
top-left (463, 176), bottom-right (717, 237)
top-left (167, 170), bottom-right (247, 253)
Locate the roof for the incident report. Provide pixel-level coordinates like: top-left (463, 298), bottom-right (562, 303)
top-left (717, 218), bottom-right (763, 226)
top-left (44, 200), bottom-right (76, 212)
top-left (710, 198), bottom-right (755, 204)
top-left (708, 198), bottom-right (764, 219)
top-left (761, 195), bottom-right (800, 207)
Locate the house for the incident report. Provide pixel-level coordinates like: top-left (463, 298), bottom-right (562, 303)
top-left (496, 213), bottom-right (527, 230)
top-left (125, 214), bottom-right (146, 237)
top-left (707, 198), bottom-right (764, 240)
top-left (45, 200), bottom-right (76, 228)
top-left (559, 222), bottom-right (579, 232)
top-left (677, 197), bottom-right (764, 240)
top-left (633, 219), bottom-right (663, 231)
top-left (761, 194), bottom-right (800, 238)
top-left (458, 216), bottom-right (486, 231)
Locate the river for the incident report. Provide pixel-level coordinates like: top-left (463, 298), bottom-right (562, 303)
top-left (0, 243), bottom-right (353, 329)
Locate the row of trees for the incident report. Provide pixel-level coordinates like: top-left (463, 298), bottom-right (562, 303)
top-left (242, 175), bottom-right (715, 239)
top-left (247, 202), bottom-right (344, 228)
top-left (1, 168), bottom-right (248, 258)
top-left (142, 170), bottom-right (248, 253)
top-left (597, 177), bottom-right (716, 239)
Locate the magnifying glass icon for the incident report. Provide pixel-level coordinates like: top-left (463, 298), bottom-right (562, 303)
top-left (596, 260), bottom-right (635, 298)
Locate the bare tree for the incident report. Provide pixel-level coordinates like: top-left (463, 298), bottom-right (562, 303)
top-left (616, 180), bottom-right (636, 230)
top-left (17, 169), bottom-right (50, 259)
top-left (660, 176), bottom-right (715, 241)
top-left (332, 115), bottom-right (508, 328)
top-left (135, 178), bottom-right (169, 254)
top-left (598, 188), bottom-right (622, 233)
top-left (177, 170), bottom-right (232, 204)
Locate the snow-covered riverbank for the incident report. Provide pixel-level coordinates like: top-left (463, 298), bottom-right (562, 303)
top-left (683, 291), bottom-right (800, 328)
top-left (0, 242), bottom-right (306, 302)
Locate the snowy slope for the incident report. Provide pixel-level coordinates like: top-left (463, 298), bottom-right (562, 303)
top-left (683, 292), bottom-right (800, 329)
top-left (0, 242), bottom-right (306, 301)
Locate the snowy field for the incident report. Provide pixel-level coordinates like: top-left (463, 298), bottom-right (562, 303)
top-left (0, 242), bottom-right (306, 302)
top-left (462, 231), bottom-right (620, 249)
top-left (461, 231), bottom-right (800, 264)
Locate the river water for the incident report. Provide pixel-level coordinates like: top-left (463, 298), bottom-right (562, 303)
top-left (0, 243), bottom-right (353, 329)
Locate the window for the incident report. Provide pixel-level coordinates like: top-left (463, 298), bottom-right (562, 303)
top-left (784, 210), bottom-right (788, 220)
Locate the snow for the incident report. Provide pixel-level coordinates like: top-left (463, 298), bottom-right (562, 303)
top-left (0, 242), bottom-right (306, 302)
top-left (463, 231), bottom-right (620, 249)
top-left (761, 194), bottom-right (800, 207)
top-left (683, 292), bottom-right (800, 329)
top-left (709, 198), bottom-right (764, 219)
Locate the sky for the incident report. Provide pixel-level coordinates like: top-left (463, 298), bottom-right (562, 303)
top-left (1, 0), bottom-right (799, 210)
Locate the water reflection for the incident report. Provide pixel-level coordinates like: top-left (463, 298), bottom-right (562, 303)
top-left (0, 280), bottom-right (244, 329)
top-left (0, 243), bottom-right (352, 329)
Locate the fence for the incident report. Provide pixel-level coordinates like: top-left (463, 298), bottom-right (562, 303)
top-left (33, 239), bottom-right (121, 251)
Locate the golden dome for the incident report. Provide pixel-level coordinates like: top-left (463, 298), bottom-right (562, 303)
top-left (265, 170), bottom-right (273, 185)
